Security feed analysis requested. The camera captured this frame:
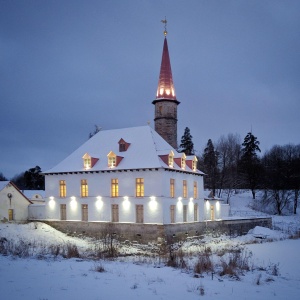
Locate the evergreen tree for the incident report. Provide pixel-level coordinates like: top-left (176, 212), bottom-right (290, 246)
top-left (203, 139), bottom-right (218, 195)
top-left (0, 172), bottom-right (7, 181)
top-left (24, 166), bottom-right (45, 190)
top-left (179, 127), bottom-right (194, 155)
top-left (239, 132), bottom-right (261, 199)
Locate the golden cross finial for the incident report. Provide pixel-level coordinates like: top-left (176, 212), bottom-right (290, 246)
top-left (161, 17), bottom-right (167, 36)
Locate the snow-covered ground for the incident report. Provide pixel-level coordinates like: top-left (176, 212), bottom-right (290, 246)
top-left (0, 191), bottom-right (300, 299)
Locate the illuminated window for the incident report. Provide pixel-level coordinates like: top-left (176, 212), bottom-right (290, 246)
top-left (136, 178), bottom-right (144, 197)
top-left (107, 151), bottom-right (117, 168)
top-left (168, 151), bottom-right (174, 167)
top-left (81, 179), bottom-right (88, 198)
top-left (108, 156), bottom-right (116, 168)
top-left (183, 180), bottom-right (187, 198)
top-left (170, 178), bottom-right (175, 198)
top-left (192, 157), bottom-right (198, 171)
top-left (59, 180), bottom-right (66, 198)
top-left (111, 178), bottom-right (119, 197)
top-left (84, 158), bottom-right (91, 168)
top-left (82, 153), bottom-right (99, 169)
top-left (181, 154), bottom-right (186, 170)
top-left (193, 181), bottom-right (198, 199)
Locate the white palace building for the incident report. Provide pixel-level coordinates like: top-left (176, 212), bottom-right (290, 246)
top-left (43, 25), bottom-right (229, 227)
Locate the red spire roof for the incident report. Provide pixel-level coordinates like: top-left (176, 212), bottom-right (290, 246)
top-left (156, 37), bottom-right (177, 100)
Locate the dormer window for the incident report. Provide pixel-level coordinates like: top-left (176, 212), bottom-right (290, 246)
top-left (82, 153), bottom-right (91, 169)
top-left (107, 151), bottom-right (123, 168)
top-left (118, 138), bottom-right (131, 152)
top-left (107, 151), bottom-right (117, 168)
top-left (181, 153), bottom-right (186, 170)
top-left (168, 151), bottom-right (174, 168)
top-left (82, 153), bottom-right (99, 170)
top-left (119, 143), bottom-right (126, 152)
top-left (192, 156), bottom-right (198, 171)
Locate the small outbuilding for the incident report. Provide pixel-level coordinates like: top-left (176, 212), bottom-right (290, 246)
top-left (0, 181), bottom-right (32, 222)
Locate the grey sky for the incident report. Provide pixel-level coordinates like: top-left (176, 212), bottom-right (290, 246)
top-left (1, 0), bottom-right (299, 179)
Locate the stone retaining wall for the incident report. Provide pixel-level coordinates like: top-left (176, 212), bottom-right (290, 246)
top-left (42, 217), bottom-right (272, 244)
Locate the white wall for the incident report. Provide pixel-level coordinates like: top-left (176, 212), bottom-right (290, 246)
top-left (45, 169), bottom-right (206, 224)
top-left (0, 184), bottom-right (30, 221)
top-left (28, 204), bottom-right (45, 220)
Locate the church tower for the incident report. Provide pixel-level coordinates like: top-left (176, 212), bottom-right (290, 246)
top-left (152, 20), bottom-right (180, 149)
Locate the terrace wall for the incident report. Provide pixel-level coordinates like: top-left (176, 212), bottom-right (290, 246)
top-left (41, 217), bottom-right (272, 244)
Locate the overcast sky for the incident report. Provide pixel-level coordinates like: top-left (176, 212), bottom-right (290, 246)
top-left (1, 0), bottom-right (299, 179)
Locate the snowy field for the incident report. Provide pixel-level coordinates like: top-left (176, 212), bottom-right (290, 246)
top-left (1, 191), bottom-right (300, 300)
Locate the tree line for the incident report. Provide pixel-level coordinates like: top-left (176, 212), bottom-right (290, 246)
top-left (179, 127), bottom-right (300, 215)
top-left (1, 127), bottom-right (299, 215)
top-left (0, 166), bottom-right (45, 190)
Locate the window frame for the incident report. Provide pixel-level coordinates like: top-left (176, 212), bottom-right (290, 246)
top-left (80, 179), bottom-right (88, 198)
top-left (111, 178), bottom-right (119, 197)
top-left (170, 178), bottom-right (175, 198)
top-left (193, 181), bottom-right (198, 199)
top-left (59, 180), bottom-right (66, 198)
top-left (136, 178), bottom-right (144, 197)
top-left (183, 180), bottom-right (188, 198)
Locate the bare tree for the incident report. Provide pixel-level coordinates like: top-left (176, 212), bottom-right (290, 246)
top-left (262, 144), bottom-right (299, 215)
top-left (215, 133), bottom-right (241, 202)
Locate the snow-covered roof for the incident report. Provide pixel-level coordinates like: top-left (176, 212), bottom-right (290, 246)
top-left (44, 126), bottom-right (204, 175)
top-left (0, 181), bottom-right (10, 191)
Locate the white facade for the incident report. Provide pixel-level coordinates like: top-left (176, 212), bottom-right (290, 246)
top-left (45, 169), bottom-right (205, 224)
top-left (43, 126), bottom-right (229, 224)
top-left (0, 181), bottom-right (32, 222)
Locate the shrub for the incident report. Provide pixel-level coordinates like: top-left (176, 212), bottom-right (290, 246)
top-left (91, 262), bottom-right (106, 273)
top-left (66, 243), bottom-right (80, 258)
top-left (194, 253), bottom-right (214, 274)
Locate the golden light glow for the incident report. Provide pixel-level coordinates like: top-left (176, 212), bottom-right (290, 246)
top-left (166, 89), bottom-right (170, 95)
top-left (192, 156), bottom-right (198, 171)
top-left (160, 88), bottom-right (164, 95)
top-left (172, 88), bottom-right (175, 96)
top-left (181, 153), bottom-right (186, 170)
top-left (111, 178), bottom-right (119, 197)
top-left (168, 151), bottom-right (174, 168)
top-left (136, 178), bottom-right (144, 197)
top-left (80, 179), bottom-right (88, 197)
top-left (170, 178), bottom-right (175, 198)
top-left (107, 151), bottom-right (117, 168)
top-left (82, 153), bottom-right (91, 169)
top-left (183, 180), bottom-right (187, 198)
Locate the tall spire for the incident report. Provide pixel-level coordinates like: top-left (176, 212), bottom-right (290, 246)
top-left (153, 19), bottom-right (180, 149)
top-left (155, 18), bottom-right (177, 100)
